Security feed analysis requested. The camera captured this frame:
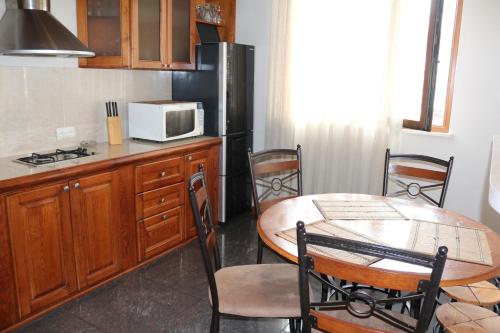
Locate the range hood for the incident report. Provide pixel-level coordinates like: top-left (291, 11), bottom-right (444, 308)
top-left (0, 0), bottom-right (95, 57)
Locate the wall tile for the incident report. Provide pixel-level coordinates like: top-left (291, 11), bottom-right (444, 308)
top-left (0, 67), bottom-right (172, 157)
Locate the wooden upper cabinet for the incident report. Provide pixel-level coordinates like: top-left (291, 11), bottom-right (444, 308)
top-left (69, 171), bottom-right (122, 289)
top-left (6, 183), bottom-right (77, 318)
top-left (131, 0), bottom-right (195, 70)
top-left (77, 0), bottom-right (130, 68)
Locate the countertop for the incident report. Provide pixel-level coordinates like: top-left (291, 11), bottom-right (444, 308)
top-left (0, 136), bottom-right (220, 185)
top-left (489, 135), bottom-right (500, 213)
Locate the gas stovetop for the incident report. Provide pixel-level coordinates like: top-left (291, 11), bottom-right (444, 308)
top-left (15, 148), bottom-right (96, 166)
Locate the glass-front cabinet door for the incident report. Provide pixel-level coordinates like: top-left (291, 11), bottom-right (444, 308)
top-left (131, 0), bottom-right (164, 69)
top-left (169, 0), bottom-right (195, 70)
top-left (77, 0), bottom-right (130, 68)
top-left (131, 0), bottom-right (194, 70)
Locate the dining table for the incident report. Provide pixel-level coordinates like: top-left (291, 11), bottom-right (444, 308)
top-left (257, 193), bottom-right (500, 287)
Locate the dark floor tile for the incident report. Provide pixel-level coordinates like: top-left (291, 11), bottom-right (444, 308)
top-left (66, 274), bottom-right (199, 333)
top-left (16, 308), bottom-right (101, 333)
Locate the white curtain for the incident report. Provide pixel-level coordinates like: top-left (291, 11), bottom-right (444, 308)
top-left (266, 0), bottom-right (406, 195)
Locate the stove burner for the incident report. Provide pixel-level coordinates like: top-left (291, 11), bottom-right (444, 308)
top-left (15, 147), bottom-right (95, 166)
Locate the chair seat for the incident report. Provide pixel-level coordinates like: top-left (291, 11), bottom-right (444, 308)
top-left (211, 263), bottom-right (301, 318)
top-left (442, 281), bottom-right (500, 306)
top-left (436, 302), bottom-right (500, 333)
top-left (313, 303), bottom-right (417, 333)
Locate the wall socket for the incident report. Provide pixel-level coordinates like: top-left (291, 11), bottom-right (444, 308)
top-left (56, 127), bottom-right (76, 140)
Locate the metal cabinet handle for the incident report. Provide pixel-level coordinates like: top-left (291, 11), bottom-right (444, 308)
top-left (74, 182), bottom-right (81, 189)
top-left (159, 171), bottom-right (166, 177)
top-left (187, 155), bottom-right (192, 161)
top-left (160, 198), bottom-right (166, 204)
top-left (63, 185), bottom-right (70, 192)
top-left (162, 214), bottom-right (168, 220)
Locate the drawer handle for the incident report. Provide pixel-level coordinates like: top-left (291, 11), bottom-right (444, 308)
top-left (162, 214), bottom-right (168, 220)
top-left (159, 171), bottom-right (166, 177)
top-left (187, 155), bottom-right (192, 161)
top-left (63, 185), bottom-right (70, 192)
top-left (74, 182), bottom-right (81, 189)
top-left (160, 198), bottom-right (166, 204)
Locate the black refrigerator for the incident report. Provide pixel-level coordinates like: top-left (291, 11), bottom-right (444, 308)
top-left (172, 42), bottom-right (254, 223)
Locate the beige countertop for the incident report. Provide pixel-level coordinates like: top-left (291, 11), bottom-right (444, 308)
top-left (0, 136), bottom-right (219, 184)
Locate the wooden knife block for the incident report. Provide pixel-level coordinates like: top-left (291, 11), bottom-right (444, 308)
top-left (106, 117), bottom-right (122, 145)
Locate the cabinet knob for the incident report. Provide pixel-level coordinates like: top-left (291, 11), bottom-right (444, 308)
top-left (159, 171), bottom-right (166, 177)
top-left (63, 185), bottom-right (70, 192)
top-left (160, 198), bottom-right (166, 204)
top-left (74, 182), bottom-right (81, 189)
top-left (187, 155), bottom-right (192, 161)
top-left (162, 214), bottom-right (168, 220)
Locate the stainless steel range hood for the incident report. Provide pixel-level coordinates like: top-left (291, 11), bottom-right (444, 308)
top-left (0, 0), bottom-right (95, 57)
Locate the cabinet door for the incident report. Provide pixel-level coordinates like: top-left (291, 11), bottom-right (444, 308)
top-left (6, 183), bottom-right (77, 317)
top-left (70, 171), bottom-right (122, 289)
top-left (131, 0), bottom-right (165, 69)
top-left (137, 206), bottom-right (184, 261)
top-left (168, 0), bottom-right (195, 70)
top-left (184, 150), bottom-right (210, 238)
top-left (77, 0), bottom-right (130, 68)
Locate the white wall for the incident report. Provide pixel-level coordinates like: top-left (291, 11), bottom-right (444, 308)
top-left (235, 0), bottom-right (273, 151)
top-left (399, 0), bottom-right (500, 233)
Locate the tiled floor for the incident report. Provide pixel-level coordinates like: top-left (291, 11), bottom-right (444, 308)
top-left (16, 213), bottom-right (293, 333)
top-left (16, 212), bottom-right (442, 333)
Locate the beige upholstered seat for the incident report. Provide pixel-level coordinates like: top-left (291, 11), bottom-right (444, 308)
top-left (210, 263), bottom-right (301, 318)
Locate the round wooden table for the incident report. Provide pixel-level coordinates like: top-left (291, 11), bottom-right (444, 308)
top-left (257, 193), bottom-right (500, 287)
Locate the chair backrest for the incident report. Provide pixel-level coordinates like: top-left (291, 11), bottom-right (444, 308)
top-left (248, 145), bottom-right (303, 216)
top-left (296, 221), bottom-right (447, 333)
top-left (188, 166), bottom-right (221, 311)
top-left (382, 149), bottom-right (454, 207)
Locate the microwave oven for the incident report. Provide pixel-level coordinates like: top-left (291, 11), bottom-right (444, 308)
top-left (128, 100), bottom-right (204, 142)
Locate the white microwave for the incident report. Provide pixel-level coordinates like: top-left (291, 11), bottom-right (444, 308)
top-left (128, 100), bottom-right (204, 142)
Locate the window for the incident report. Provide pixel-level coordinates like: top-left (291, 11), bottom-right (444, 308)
top-left (402, 0), bottom-right (463, 132)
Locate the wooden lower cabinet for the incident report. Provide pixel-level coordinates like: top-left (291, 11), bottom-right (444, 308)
top-left (137, 206), bottom-right (184, 261)
top-left (184, 150), bottom-right (210, 238)
top-left (70, 171), bottom-right (122, 289)
top-left (6, 183), bottom-right (78, 318)
top-left (0, 138), bottom-right (221, 331)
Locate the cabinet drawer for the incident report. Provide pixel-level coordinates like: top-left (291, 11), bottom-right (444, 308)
top-left (136, 183), bottom-right (184, 220)
top-left (137, 206), bottom-right (184, 261)
top-left (136, 156), bottom-right (185, 193)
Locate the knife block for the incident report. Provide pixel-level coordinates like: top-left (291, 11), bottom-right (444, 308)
top-left (106, 117), bottom-right (122, 145)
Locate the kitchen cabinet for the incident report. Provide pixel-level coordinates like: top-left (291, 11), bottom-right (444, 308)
top-left (77, 0), bottom-right (235, 70)
top-left (130, 0), bottom-right (195, 70)
top-left (70, 171), bottom-right (122, 289)
top-left (0, 137), bottom-right (220, 331)
top-left (184, 150), bottom-right (210, 238)
top-left (77, 0), bottom-right (130, 68)
top-left (6, 183), bottom-right (77, 318)
top-left (194, 0), bottom-right (236, 43)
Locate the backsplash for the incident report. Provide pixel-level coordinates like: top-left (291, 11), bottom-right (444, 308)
top-left (0, 67), bottom-right (171, 158)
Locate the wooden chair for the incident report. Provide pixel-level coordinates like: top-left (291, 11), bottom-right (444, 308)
top-left (383, 149), bottom-right (454, 208)
top-left (440, 281), bottom-right (500, 313)
top-left (296, 221), bottom-right (448, 333)
top-left (188, 167), bottom-right (302, 333)
top-left (248, 145), bottom-right (303, 264)
top-left (435, 302), bottom-right (500, 333)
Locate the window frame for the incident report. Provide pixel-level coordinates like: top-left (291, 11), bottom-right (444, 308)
top-left (402, 0), bottom-right (463, 133)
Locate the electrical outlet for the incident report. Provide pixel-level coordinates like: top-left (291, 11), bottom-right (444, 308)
top-left (56, 127), bottom-right (76, 140)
